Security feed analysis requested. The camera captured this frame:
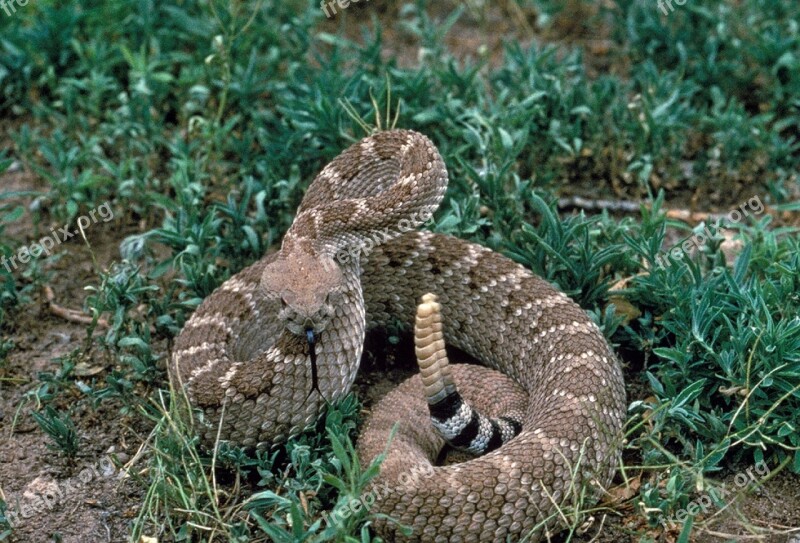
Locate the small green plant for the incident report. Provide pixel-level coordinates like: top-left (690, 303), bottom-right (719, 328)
top-left (0, 496), bottom-right (12, 541)
top-left (0, 159), bottom-right (24, 328)
top-left (0, 339), bottom-right (13, 369)
top-left (84, 260), bottom-right (159, 345)
top-left (31, 405), bottom-right (81, 458)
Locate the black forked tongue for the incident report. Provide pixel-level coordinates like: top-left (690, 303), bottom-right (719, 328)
top-left (306, 328), bottom-right (323, 400)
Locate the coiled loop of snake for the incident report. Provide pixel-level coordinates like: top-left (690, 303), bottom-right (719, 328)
top-left (171, 130), bottom-right (448, 447)
top-left (170, 130), bottom-right (626, 541)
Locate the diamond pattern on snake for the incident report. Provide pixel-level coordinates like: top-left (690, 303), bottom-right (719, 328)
top-left (169, 129), bottom-right (626, 542)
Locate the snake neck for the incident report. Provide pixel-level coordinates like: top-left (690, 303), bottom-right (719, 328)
top-left (285, 130), bottom-right (449, 261)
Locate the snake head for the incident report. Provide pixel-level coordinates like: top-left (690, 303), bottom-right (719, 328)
top-left (260, 251), bottom-right (345, 338)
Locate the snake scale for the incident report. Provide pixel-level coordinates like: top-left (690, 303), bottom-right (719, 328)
top-left (169, 130), bottom-right (627, 542)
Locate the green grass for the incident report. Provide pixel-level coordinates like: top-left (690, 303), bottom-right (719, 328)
top-left (0, 0), bottom-right (798, 540)
top-left (30, 404), bottom-right (81, 458)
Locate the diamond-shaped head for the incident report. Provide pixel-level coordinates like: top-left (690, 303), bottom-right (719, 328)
top-left (260, 251), bottom-right (345, 338)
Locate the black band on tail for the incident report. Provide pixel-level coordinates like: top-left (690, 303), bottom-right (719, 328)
top-left (428, 389), bottom-right (523, 455)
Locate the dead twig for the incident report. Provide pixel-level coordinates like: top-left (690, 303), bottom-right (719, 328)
top-left (44, 286), bottom-right (109, 329)
top-left (557, 195), bottom-right (792, 227)
top-left (557, 196), bottom-right (643, 214)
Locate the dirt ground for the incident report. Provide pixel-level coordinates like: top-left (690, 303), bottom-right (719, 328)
top-left (2, 4), bottom-right (799, 543)
top-left (0, 167), bottom-right (148, 542)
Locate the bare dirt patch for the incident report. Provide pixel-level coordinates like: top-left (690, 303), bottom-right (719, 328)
top-left (1, 170), bottom-right (150, 542)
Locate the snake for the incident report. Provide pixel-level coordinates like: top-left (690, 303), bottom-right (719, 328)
top-left (169, 129), bottom-right (627, 542)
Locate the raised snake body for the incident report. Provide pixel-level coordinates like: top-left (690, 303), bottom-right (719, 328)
top-left (170, 130), bottom-right (626, 542)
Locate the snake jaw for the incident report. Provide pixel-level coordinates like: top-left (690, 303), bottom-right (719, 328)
top-left (279, 295), bottom-right (337, 337)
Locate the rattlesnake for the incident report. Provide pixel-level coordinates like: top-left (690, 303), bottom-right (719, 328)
top-left (169, 129), bottom-right (627, 541)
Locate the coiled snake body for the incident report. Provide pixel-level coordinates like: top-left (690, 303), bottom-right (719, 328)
top-left (170, 130), bottom-right (626, 542)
